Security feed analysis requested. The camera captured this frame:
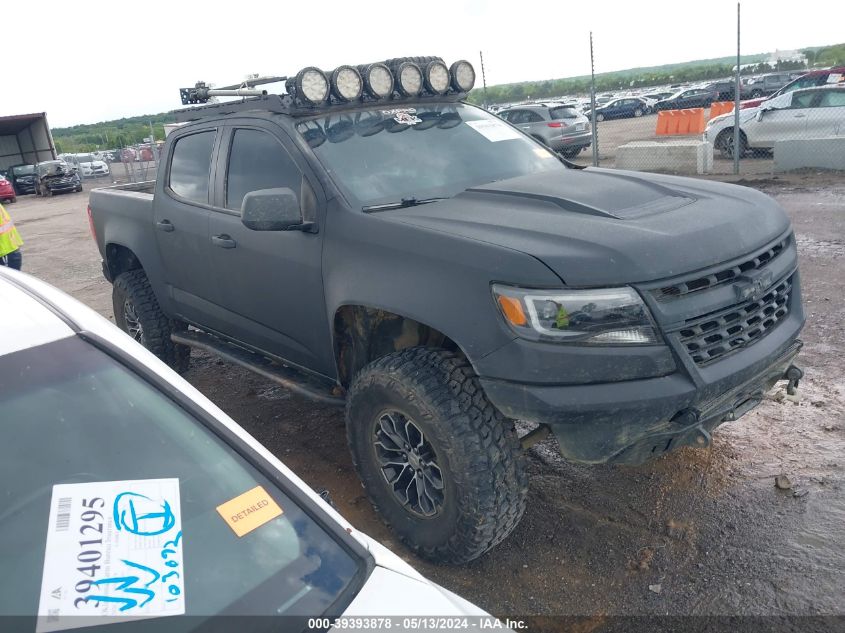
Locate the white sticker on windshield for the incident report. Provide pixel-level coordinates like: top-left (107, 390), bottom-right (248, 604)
top-left (465, 119), bottom-right (522, 142)
top-left (36, 479), bottom-right (184, 632)
top-left (826, 73), bottom-right (843, 84)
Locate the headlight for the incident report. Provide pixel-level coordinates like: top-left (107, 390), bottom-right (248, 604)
top-left (330, 65), bottom-right (363, 102)
top-left (424, 60), bottom-right (450, 95)
top-left (492, 285), bottom-right (660, 345)
top-left (395, 62), bottom-right (423, 97)
top-left (362, 63), bottom-right (394, 99)
top-left (293, 67), bottom-right (329, 105)
top-left (449, 60), bottom-right (475, 92)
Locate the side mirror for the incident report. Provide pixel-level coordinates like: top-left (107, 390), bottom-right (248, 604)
top-left (755, 109), bottom-right (766, 122)
top-left (241, 188), bottom-right (311, 232)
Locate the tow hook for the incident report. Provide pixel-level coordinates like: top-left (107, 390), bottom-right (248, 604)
top-left (784, 365), bottom-right (803, 396)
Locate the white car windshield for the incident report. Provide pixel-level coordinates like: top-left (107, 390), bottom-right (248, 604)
top-left (0, 336), bottom-right (364, 624)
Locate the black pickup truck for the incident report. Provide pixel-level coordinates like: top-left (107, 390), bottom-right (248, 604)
top-left (88, 56), bottom-right (804, 563)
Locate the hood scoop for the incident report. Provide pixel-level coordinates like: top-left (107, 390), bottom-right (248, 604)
top-left (464, 169), bottom-right (697, 220)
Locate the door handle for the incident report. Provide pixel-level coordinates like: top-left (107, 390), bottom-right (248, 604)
top-left (212, 234), bottom-right (237, 249)
top-left (156, 219), bottom-right (175, 232)
top-left (793, 114), bottom-right (807, 118)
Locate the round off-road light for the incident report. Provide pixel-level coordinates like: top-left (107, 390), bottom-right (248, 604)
top-left (395, 62), bottom-right (423, 97)
top-left (449, 60), bottom-right (475, 92)
top-left (294, 67), bottom-right (329, 105)
top-left (424, 60), bottom-right (450, 95)
top-left (363, 63), bottom-right (394, 99)
top-left (330, 65), bottom-right (363, 102)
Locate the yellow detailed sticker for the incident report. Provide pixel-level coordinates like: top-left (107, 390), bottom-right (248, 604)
top-left (216, 485), bottom-right (283, 537)
top-left (533, 147), bottom-right (554, 158)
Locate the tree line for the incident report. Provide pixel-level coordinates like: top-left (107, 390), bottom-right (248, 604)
top-left (466, 44), bottom-right (844, 105)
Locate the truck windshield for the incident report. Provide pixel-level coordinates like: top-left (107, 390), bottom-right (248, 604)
top-left (296, 103), bottom-right (565, 208)
top-left (0, 336), bottom-right (363, 626)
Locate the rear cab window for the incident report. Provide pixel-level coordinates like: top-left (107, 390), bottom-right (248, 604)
top-left (168, 130), bottom-right (217, 204)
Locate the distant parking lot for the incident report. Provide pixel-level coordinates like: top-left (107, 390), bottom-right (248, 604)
top-left (568, 108), bottom-right (777, 174)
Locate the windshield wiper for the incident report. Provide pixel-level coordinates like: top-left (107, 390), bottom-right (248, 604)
top-left (362, 197), bottom-right (449, 212)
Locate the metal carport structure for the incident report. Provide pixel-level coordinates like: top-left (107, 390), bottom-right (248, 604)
top-left (0, 113), bottom-right (56, 170)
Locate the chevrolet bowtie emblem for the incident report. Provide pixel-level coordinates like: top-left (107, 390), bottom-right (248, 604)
top-left (734, 269), bottom-right (775, 302)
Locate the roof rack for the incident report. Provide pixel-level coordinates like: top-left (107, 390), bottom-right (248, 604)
top-left (172, 58), bottom-right (476, 122)
top-left (172, 94), bottom-right (294, 122)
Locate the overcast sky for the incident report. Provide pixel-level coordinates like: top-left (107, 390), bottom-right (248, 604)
top-left (4, 0), bottom-right (843, 127)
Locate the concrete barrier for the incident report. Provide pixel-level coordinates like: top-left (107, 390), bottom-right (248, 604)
top-left (774, 137), bottom-right (845, 172)
top-left (616, 140), bottom-right (714, 174)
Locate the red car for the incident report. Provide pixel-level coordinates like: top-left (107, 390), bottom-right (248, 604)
top-left (741, 66), bottom-right (845, 109)
top-left (0, 177), bottom-right (16, 204)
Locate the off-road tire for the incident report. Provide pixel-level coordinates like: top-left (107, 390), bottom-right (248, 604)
top-left (346, 347), bottom-right (528, 564)
top-left (112, 269), bottom-right (190, 373)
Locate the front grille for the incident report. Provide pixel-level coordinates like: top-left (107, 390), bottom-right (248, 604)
top-left (677, 276), bottom-right (791, 366)
top-left (654, 236), bottom-right (789, 301)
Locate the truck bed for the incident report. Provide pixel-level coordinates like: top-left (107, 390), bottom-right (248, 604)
top-left (104, 180), bottom-right (156, 195)
top-left (88, 182), bottom-right (156, 269)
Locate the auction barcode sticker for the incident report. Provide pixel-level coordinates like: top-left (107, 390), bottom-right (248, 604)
top-left (36, 479), bottom-right (184, 632)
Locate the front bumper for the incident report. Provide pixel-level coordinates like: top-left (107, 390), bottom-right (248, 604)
top-left (14, 180), bottom-right (36, 194)
top-left (482, 336), bottom-right (801, 465)
top-left (549, 132), bottom-right (592, 151)
top-left (479, 241), bottom-right (804, 465)
top-left (46, 182), bottom-right (80, 193)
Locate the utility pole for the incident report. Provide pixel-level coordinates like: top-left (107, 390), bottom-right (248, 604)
top-left (479, 51), bottom-right (489, 109)
top-left (733, 2), bottom-right (741, 175)
top-left (149, 120), bottom-right (158, 163)
top-left (590, 32), bottom-right (598, 167)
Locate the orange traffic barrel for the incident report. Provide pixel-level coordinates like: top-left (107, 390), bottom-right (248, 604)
top-left (656, 111), bottom-right (669, 135)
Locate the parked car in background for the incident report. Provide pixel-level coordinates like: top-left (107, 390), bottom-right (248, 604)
top-left (33, 160), bottom-right (82, 196)
top-left (640, 91), bottom-right (675, 103)
top-left (741, 66), bottom-right (845, 109)
top-left (0, 268), bottom-right (493, 627)
top-left (743, 73), bottom-right (794, 98)
top-left (705, 85), bottom-right (845, 158)
top-left (654, 87), bottom-right (717, 111)
top-left (498, 103), bottom-right (592, 157)
top-left (0, 175), bottom-right (16, 203)
top-left (705, 79), bottom-right (749, 101)
top-left (584, 97), bottom-right (650, 121)
top-left (6, 164), bottom-right (37, 195)
top-left (64, 153), bottom-right (111, 178)
top-left (139, 145), bottom-right (156, 161)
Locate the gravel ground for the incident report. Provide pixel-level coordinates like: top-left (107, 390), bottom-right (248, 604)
top-left (7, 171), bottom-right (844, 628)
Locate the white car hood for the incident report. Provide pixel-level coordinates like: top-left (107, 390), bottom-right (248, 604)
top-left (340, 567), bottom-right (488, 619)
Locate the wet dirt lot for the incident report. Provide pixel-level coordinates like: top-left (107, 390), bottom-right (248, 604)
top-left (9, 172), bottom-right (845, 625)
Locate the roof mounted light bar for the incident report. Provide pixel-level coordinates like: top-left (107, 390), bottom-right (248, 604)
top-left (178, 57), bottom-right (475, 110)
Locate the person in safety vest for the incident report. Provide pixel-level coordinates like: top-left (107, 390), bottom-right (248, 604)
top-left (0, 203), bottom-right (23, 270)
